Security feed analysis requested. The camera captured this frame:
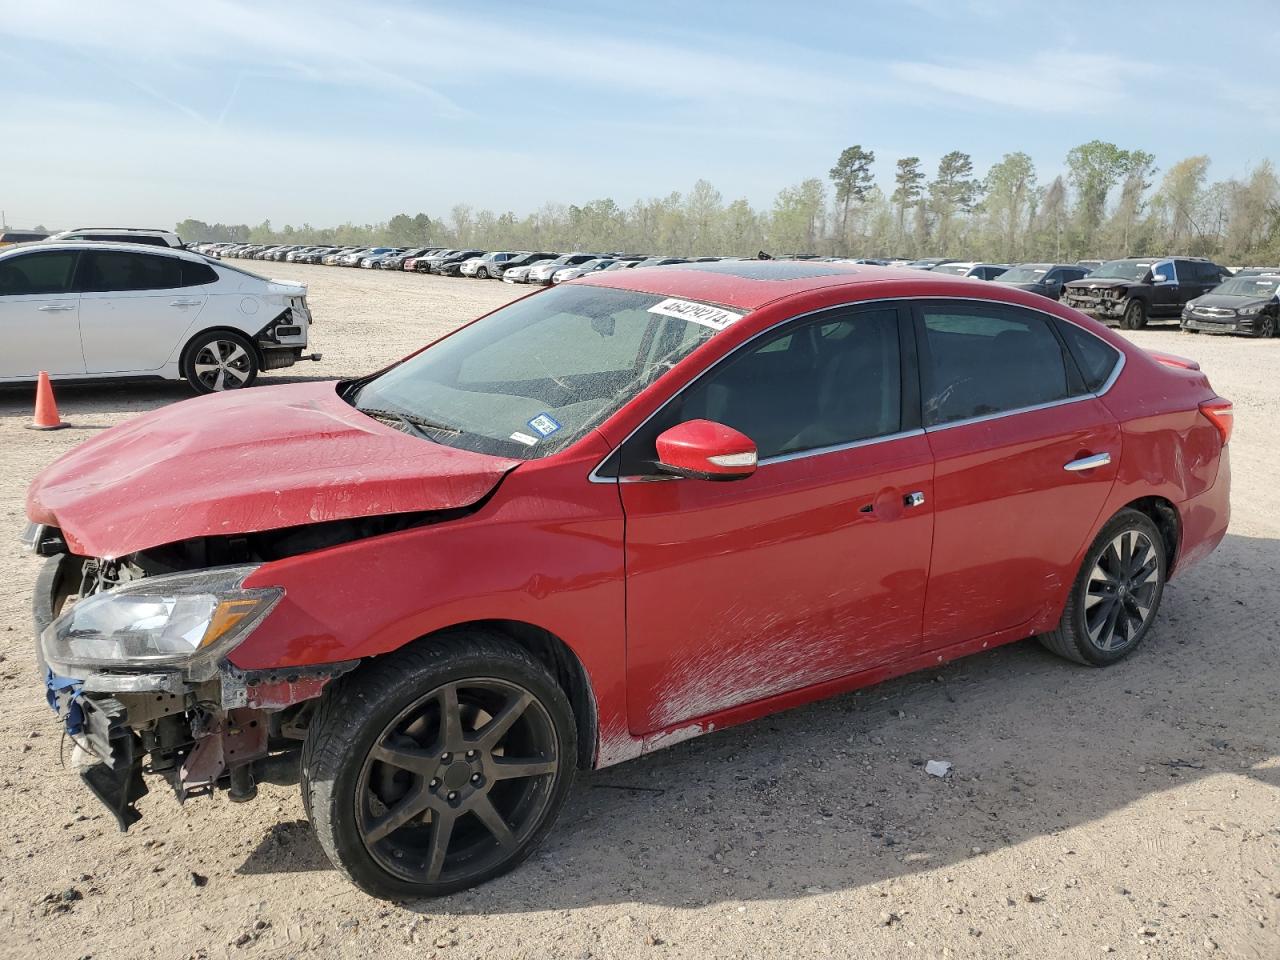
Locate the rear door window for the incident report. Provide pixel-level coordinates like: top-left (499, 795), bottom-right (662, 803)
top-left (80, 251), bottom-right (185, 292)
top-left (0, 251), bottom-right (79, 295)
top-left (918, 303), bottom-right (1074, 426)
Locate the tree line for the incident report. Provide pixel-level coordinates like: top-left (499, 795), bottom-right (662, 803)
top-left (178, 141), bottom-right (1280, 264)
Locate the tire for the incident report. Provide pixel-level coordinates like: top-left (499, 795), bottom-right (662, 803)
top-left (477, 267), bottom-right (489, 279)
top-left (181, 330), bottom-right (259, 394)
top-left (1120, 298), bottom-right (1147, 330)
top-left (301, 630), bottom-right (577, 899)
top-left (1257, 313), bottom-right (1277, 339)
top-left (1039, 509), bottom-right (1167, 666)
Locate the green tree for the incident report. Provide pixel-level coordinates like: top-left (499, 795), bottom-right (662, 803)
top-left (1224, 161), bottom-right (1279, 261)
top-left (829, 145), bottom-right (876, 252)
top-left (1065, 140), bottom-right (1150, 251)
top-left (982, 152), bottom-right (1037, 261)
top-left (769, 178), bottom-right (827, 254)
top-left (891, 157), bottom-right (925, 250)
top-left (685, 179), bottom-right (724, 256)
top-left (1104, 151), bottom-right (1157, 257)
top-left (1150, 156), bottom-right (1211, 253)
top-left (929, 151), bottom-right (981, 254)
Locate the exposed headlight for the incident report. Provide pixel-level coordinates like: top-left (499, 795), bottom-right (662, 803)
top-left (1238, 304), bottom-right (1260, 316)
top-left (41, 566), bottom-right (282, 681)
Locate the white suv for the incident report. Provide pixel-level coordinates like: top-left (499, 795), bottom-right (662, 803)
top-left (0, 242), bottom-right (321, 393)
top-left (44, 227), bottom-right (185, 249)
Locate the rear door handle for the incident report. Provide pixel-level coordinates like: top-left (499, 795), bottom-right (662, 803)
top-left (37, 304), bottom-right (75, 312)
top-left (1064, 452), bottom-right (1111, 472)
top-left (170, 298), bottom-right (203, 306)
top-left (903, 491), bottom-right (926, 508)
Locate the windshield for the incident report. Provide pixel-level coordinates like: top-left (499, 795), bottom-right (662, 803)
top-left (998, 265), bottom-right (1049, 282)
top-left (1090, 260), bottom-right (1153, 281)
top-left (1212, 275), bottom-right (1279, 298)
top-left (350, 284), bottom-right (737, 459)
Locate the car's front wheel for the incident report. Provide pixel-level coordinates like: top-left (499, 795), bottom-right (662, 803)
top-left (477, 266), bottom-right (489, 279)
top-left (1257, 313), bottom-right (1277, 339)
top-left (1120, 298), bottom-right (1147, 330)
top-left (1039, 509), bottom-right (1167, 666)
top-left (301, 631), bottom-right (577, 899)
top-left (181, 330), bottom-right (259, 394)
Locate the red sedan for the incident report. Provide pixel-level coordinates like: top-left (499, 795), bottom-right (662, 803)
top-left (25, 261), bottom-right (1231, 898)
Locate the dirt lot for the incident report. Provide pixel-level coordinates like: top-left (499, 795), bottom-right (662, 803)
top-left (1, 265), bottom-right (1276, 960)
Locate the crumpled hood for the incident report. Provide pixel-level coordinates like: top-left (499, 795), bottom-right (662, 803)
top-left (27, 381), bottom-right (520, 558)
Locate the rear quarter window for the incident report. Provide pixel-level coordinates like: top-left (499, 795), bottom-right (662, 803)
top-left (1055, 319), bottom-right (1122, 392)
top-left (180, 261), bottom-right (219, 286)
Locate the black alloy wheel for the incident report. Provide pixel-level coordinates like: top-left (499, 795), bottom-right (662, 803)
top-left (302, 632), bottom-right (577, 898)
top-left (356, 678), bottom-right (559, 886)
top-left (1039, 509), bottom-right (1166, 665)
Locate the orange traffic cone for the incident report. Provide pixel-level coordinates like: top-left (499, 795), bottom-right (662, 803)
top-left (26, 371), bottom-right (67, 431)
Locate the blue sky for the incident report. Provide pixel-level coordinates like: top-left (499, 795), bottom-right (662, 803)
top-left (2, 0), bottom-right (1277, 229)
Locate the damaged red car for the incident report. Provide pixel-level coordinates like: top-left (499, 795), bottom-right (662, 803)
top-left (25, 261), bottom-right (1231, 898)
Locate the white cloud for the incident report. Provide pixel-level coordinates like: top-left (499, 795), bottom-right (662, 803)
top-left (889, 51), bottom-right (1161, 113)
top-left (0, 0), bottom-right (874, 116)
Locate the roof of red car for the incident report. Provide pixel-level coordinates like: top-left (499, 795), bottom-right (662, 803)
top-left (579, 260), bottom-right (954, 310)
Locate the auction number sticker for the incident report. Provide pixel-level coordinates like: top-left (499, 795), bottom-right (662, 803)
top-left (527, 413), bottom-right (562, 438)
top-left (647, 297), bottom-right (744, 331)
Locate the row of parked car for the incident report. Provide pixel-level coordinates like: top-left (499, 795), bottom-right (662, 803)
top-left (187, 241), bottom-right (1280, 338)
top-left (196, 241), bottom-right (732, 284)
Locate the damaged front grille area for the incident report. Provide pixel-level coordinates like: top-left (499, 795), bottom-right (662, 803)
top-left (33, 514), bottom-right (409, 829)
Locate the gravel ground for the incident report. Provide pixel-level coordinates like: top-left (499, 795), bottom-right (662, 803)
top-left (0, 265), bottom-right (1276, 960)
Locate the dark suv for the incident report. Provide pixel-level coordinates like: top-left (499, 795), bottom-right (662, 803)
top-left (1063, 257), bottom-right (1230, 329)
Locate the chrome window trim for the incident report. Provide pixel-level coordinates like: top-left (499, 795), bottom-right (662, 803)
top-left (587, 294), bottom-right (1126, 483)
top-left (758, 428), bottom-right (926, 466)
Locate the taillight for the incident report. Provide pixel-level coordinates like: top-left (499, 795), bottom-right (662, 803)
top-left (1199, 398), bottom-right (1233, 445)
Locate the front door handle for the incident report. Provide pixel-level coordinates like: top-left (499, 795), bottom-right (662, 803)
top-left (903, 491), bottom-right (926, 508)
top-left (37, 304), bottom-right (75, 312)
top-left (170, 298), bottom-right (203, 306)
top-left (1064, 452), bottom-right (1111, 472)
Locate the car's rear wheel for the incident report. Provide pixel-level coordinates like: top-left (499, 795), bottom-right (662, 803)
top-left (301, 631), bottom-right (576, 899)
top-left (181, 330), bottom-right (259, 394)
top-left (1039, 509), bottom-right (1167, 666)
top-left (1120, 298), bottom-right (1147, 330)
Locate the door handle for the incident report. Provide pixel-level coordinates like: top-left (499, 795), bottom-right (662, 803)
top-left (1064, 452), bottom-right (1111, 472)
top-left (37, 304), bottom-right (74, 312)
top-left (903, 491), bottom-right (926, 508)
top-left (170, 298), bottom-right (202, 306)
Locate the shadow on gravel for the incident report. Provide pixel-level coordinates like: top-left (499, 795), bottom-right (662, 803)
top-left (226, 533), bottom-right (1280, 912)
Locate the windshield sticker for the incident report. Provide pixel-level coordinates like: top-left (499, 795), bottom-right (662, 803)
top-left (647, 297), bottom-right (744, 331)
top-left (527, 413), bottom-right (562, 438)
top-left (509, 431), bottom-right (539, 446)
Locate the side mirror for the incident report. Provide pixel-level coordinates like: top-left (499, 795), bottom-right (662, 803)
top-left (1152, 272), bottom-right (1168, 283)
top-left (655, 419), bottom-right (757, 481)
